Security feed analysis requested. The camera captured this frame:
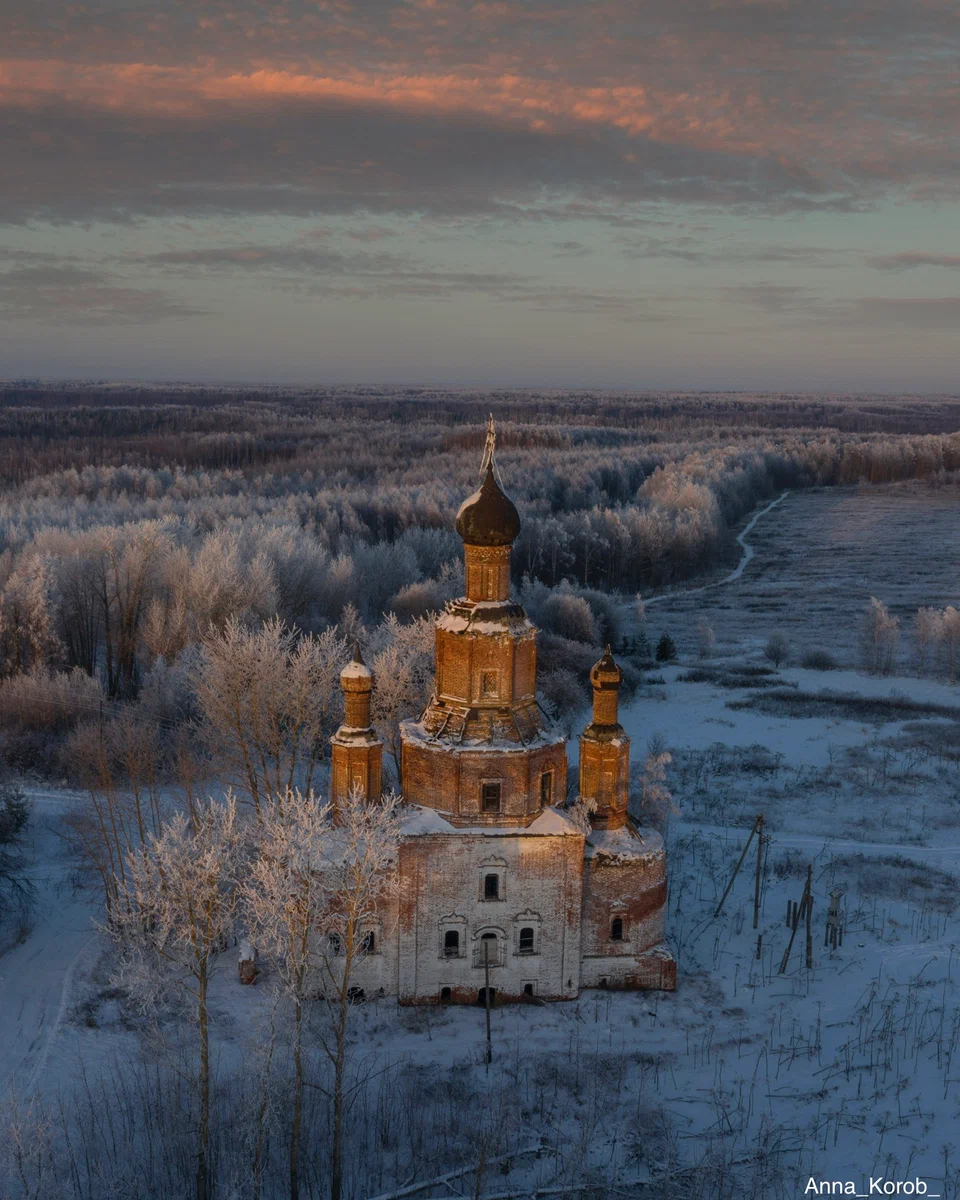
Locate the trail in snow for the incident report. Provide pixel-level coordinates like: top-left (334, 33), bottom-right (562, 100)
top-left (643, 490), bottom-right (789, 608)
top-left (0, 789), bottom-right (95, 1097)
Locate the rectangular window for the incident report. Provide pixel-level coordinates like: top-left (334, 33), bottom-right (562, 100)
top-left (481, 781), bottom-right (501, 813)
top-left (540, 771), bottom-right (553, 807)
top-left (483, 873), bottom-right (500, 900)
top-left (443, 930), bottom-right (460, 957)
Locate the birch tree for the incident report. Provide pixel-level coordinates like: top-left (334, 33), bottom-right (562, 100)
top-left (860, 597), bottom-right (900, 676)
top-left (108, 794), bottom-right (243, 1200)
top-left (314, 785), bottom-right (402, 1200)
top-left (243, 789), bottom-right (333, 1200)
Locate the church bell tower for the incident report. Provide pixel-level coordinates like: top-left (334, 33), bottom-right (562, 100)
top-left (400, 419), bottom-right (567, 826)
top-left (578, 647), bottom-right (630, 830)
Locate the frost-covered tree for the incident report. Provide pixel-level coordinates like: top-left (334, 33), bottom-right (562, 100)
top-left (243, 789), bottom-right (332, 1200)
top-left (368, 615), bottom-right (434, 787)
top-left (860, 597), bottom-right (900, 676)
top-left (192, 618), bottom-right (346, 816)
top-left (0, 773), bottom-right (31, 941)
top-left (641, 740), bottom-right (675, 828)
top-left (0, 557), bottom-right (61, 676)
top-left (764, 632), bottom-right (789, 669)
top-left (695, 617), bottom-right (716, 660)
top-left (108, 794), bottom-right (242, 1200)
top-left (914, 607), bottom-right (942, 677)
top-left (311, 785), bottom-right (401, 1200)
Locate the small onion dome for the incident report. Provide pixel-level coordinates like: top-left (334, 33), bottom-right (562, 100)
top-left (340, 644), bottom-right (373, 690)
top-left (590, 645), bottom-right (622, 690)
top-left (455, 464), bottom-right (521, 547)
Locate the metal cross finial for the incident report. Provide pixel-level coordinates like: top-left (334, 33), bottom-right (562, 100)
top-left (479, 413), bottom-right (505, 485)
top-left (479, 413), bottom-right (496, 479)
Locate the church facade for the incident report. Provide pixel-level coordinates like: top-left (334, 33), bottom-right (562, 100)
top-left (329, 431), bottom-right (676, 1004)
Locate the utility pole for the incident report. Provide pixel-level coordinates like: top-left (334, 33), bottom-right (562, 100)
top-left (805, 864), bottom-right (814, 970)
top-left (714, 814), bottom-right (763, 919)
top-left (753, 813), bottom-right (765, 929)
top-left (483, 939), bottom-right (493, 1068)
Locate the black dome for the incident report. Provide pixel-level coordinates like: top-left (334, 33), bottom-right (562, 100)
top-left (455, 464), bottom-right (521, 547)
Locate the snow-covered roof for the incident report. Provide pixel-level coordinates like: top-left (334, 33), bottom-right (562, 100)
top-left (400, 719), bottom-right (564, 752)
top-left (340, 659), bottom-right (373, 681)
top-left (585, 825), bottom-right (664, 862)
top-left (400, 804), bottom-right (582, 839)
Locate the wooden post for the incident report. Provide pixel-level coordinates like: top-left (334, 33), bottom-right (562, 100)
top-left (483, 939), bottom-right (492, 1068)
top-left (804, 864), bottom-right (814, 970)
top-left (714, 816), bottom-right (760, 919)
top-left (753, 814), bottom-right (764, 929)
top-left (779, 868), bottom-right (811, 975)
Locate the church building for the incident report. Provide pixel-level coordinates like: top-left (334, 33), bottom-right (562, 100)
top-left (329, 427), bottom-right (676, 1004)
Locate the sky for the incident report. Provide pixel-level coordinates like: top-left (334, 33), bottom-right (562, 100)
top-left (1, 0), bottom-right (959, 391)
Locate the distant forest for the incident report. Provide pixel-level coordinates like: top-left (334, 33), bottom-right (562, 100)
top-left (1, 382), bottom-right (959, 781)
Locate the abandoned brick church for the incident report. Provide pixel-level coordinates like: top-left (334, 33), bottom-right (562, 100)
top-left (330, 426), bottom-right (676, 1004)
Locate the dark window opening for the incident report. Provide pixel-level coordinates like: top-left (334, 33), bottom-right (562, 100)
top-left (361, 931), bottom-right (375, 953)
top-left (444, 929), bottom-right (460, 957)
top-left (328, 932), bottom-right (343, 955)
top-left (611, 917), bottom-right (624, 942)
top-left (523, 983), bottom-right (535, 997)
top-left (599, 977), bottom-right (608, 989)
top-left (440, 986), bottom-right (452, 1004)
top-left (481, 781), bottom-right (502, 814)
top-left (541, 772), bottom-right (553, 806)
top-left (484, 873), bottom-right (500, 900)
top-left (347, 987), bottom-right (365, 1003)
top-left (477, 987), bottom-right (497, 1007)
top-left (518, 926), bottom-right (535, 954)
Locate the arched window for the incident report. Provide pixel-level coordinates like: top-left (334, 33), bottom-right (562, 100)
top-left (361, 930), bottom-right (375, 954)
top-left (483, 873), bottom-right (500, 900)
top-left (474, 930), bottom-right (502, 968)
top-left (610, 917), bottom-right (624, 942)
top-left (328, 932), bottom-right (343, 955)
top-left (518, 926), bottom-right (535, 955)
top-left (439, 986), bottom-right (452, 1004)
top-left (540, 771), bottom-right (553, 807)
top-left (444, 929), bottom-right (460, 957)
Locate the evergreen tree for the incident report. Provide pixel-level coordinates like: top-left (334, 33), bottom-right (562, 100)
top-left (655, 631), bottom-right (677, 662)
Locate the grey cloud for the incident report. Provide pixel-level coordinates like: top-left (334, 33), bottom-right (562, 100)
top-left (619, 237), bottom-right (846, 266)
top-left (0, 93), bottom-right (855, 228)
top-left (0, 263), bottom-right (200, 324)
top-left (866, 252), bottom-right (960, 271)
top-left (134, 240), bottom-right (658, 318)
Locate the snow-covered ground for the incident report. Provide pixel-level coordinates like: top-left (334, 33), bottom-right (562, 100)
top-left (0, 788), bottom-right (95, 1097)
top-left (5, 483), bottom-right (960, 1197)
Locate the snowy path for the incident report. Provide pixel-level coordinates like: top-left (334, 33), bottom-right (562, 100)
top-left (643, 490), bottom-right (789, 608)
top-left (0, 789), bottom-right (95, 1097)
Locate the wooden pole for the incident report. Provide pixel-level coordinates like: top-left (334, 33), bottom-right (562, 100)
top-left (779, 869), bottom-right (811, 975)
top-left (714, 816), bottom-right (760, 919)
top-left (753, 814), bottom-right (764, 929)
top-left (483, 940), bottom-right (492, 1068)
top-left (805, 864), bottom-right (814, 970)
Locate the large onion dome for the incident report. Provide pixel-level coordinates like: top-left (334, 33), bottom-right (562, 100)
top-left (455, 463), bottom-right (521, 547)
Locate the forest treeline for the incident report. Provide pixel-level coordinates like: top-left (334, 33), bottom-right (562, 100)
top-left (2, 384), bottom-right (960, 775)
